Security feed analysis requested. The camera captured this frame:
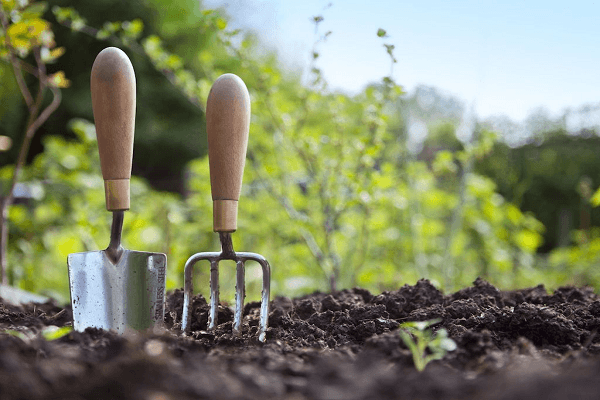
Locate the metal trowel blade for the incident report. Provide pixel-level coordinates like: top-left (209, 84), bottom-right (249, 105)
top-left (67, 249), bottom-right (166, 334)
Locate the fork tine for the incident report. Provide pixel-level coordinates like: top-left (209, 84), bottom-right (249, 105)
top-left (233, 260), bottom-right (246, 336)
top-left (182, 254), bottom-right (196, 334)
top-left (208, 259), bottom-right (220, 330)
top-left (236, 252), bottom-right (271, 342)
top-left (256, 256), bottom-right (271, 342)
top-left (181, 250), bottom-right (270, 340)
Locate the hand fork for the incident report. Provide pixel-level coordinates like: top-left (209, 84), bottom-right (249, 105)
top-left (181, 74), bottom-right (271, 342)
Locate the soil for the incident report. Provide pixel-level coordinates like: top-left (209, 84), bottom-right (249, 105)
top-left (2, 277), bottom-right (600, 399)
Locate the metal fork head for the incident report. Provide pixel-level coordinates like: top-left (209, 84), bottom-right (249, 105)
top-left (181, 232), bottom-right (271, 342)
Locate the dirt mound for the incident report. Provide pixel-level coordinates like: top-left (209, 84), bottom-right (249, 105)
top-left (2, 278), bottom-right (600, 399)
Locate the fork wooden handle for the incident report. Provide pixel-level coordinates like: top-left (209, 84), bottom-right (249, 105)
top-left (206, 74), bottom-right (251, 232)
top-left (91, 47), bottom-right (136, 211)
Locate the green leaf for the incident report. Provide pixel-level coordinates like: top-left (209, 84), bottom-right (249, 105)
top-left (398, 329), bottom-right (418, 354)
top-left (377, 28), bottom-right (387, 37)
top-left (393, 84), bottom-right (404, 96)
top-left (68, 118), bottom-right (96, 143)
top-left (96, 29), bottom-right (110, 40)
top-left (71, 17), bottom-right (85, 31)
top-left (123, 19), bottom-right (143, 38)
top-left (591, 187), bottom-right (600, 207)
top-left (2, 329), bottom-right (27, 340)
top-left (216, 17), bottom-right (227, 30)
top-left (438, 337), bottom-right (457, 351)
top-left (401, 319), bottom-right (440, 331)
top-left (2, 0), bottom-right (17, 13)
top-left (514, 229), bottom-right (542, 252)
top-left (21, 2), bottom-right (47, 19)
top-left (47, 71), bottom-right (70, 88)
top-left (102, 21), bottom-right (120, 34)
top-left (429, 328), bottom-right (457, 351)
top-left (166, 54), bottom-right (182, 69)
top-left (41, 326), bottom-right (72, 341)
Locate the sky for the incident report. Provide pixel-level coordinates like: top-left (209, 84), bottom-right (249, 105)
top-left (202, 0), bottom-right (600, 123)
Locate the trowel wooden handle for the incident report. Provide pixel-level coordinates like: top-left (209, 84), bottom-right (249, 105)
top-left (206, 74), bottom-right (251, 232)
top-left (90, 47), bottom-right (136, 211)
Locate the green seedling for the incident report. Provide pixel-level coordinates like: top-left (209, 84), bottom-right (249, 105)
top-left (2, 329), bottom-right (29, 341)
top-left (399, 318), bottom-right (457, 371)
top-left (41, 326), bottom-right (73, 341)
top-left (1, 326), bottom-right (72, 342)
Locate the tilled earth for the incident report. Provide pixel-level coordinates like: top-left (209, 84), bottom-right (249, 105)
top-left (2, 278), bottom-right (600, 399)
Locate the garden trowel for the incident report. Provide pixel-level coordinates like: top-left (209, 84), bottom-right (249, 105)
top-left (67, 47), bottom-right (166, 334)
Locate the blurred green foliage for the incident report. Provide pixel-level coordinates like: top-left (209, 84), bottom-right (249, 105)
top-left (3, 0), bottom-right (598, 304)
top-left (1, 0), bottom-right (210, 193)
top-left (1, 114), bottom-right (545, 302)
top-left (475, 130), bottom-right (600, 252)
top-left (542, 187), bottom-right (600, 289)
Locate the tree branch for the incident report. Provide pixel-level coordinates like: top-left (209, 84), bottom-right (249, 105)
top-left (248, 157), bottom-right (330, 283)
top-left (0, 11), bottom-right (34, 107)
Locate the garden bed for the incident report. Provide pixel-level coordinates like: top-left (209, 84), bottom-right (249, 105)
top-left (2, 277), bottom-right (600, 399)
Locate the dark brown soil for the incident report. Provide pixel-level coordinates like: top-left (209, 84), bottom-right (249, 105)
top-left (2, 277), bottom-right (600, 399)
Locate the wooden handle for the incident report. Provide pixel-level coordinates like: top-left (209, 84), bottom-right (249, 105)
top-left (90, 47), bottom-right (136, 211)
top-left (206, 74), bottom-right (251, 232)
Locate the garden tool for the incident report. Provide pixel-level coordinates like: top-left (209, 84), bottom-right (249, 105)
top-left (181, 74), bottom-right (271, 342)
top-left (67, 47), bottom-right (167, 334)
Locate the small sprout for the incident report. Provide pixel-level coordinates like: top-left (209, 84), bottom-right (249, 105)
top-left (41, 325), bottom-right (72, 341)
top-left (399, 318), bottom-right (456, 371)
top-left (2, 329), bottom-right (29, 340)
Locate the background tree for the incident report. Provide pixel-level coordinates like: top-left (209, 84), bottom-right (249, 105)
top-left (3, 0), bottom-right (593, 301)
top-left (0, 0), bottom-right (69, 284)
top-left (475, 130), bottom-right (600, 252)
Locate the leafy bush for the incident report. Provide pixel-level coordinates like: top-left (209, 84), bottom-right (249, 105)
top-left (1, 2), bottom-right (548, 302)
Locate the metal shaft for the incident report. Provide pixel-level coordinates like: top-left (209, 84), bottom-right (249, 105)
top-left (106, 210), bottom-right (124, 264)
top-left (219, 232), bottom-right (235, 258)
top-left (219, 232), bottom-right (246, 335)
